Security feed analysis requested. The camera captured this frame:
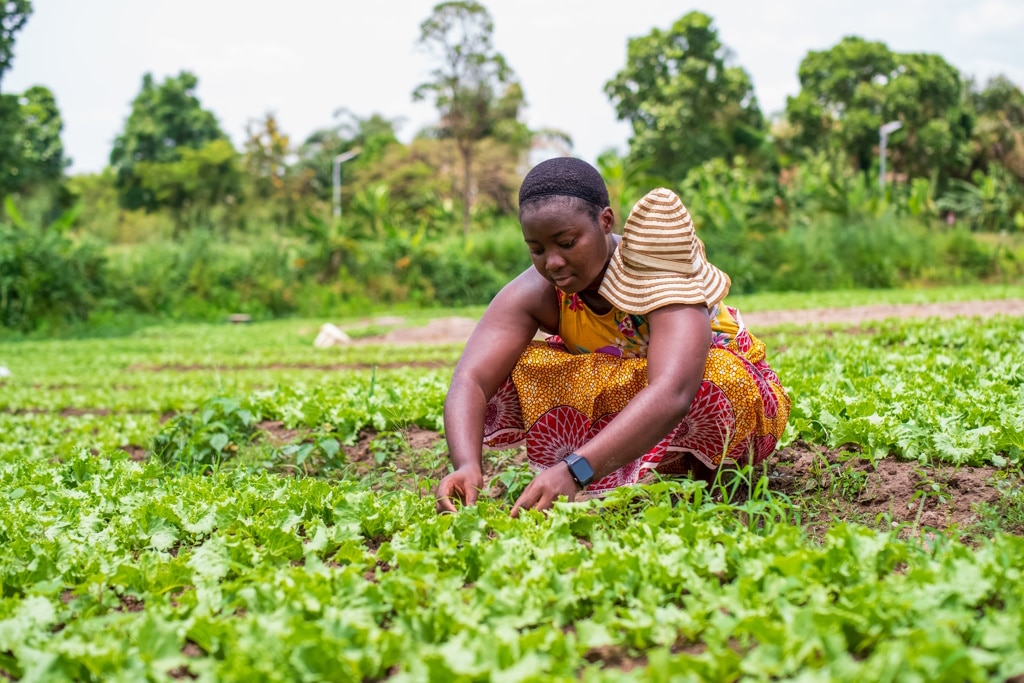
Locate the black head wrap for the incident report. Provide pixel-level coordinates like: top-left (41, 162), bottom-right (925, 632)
top-left (518, 157), bottom-right (610, 210)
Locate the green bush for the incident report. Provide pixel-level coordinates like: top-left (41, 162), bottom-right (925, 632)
top-left (105, 231), bottom-right (307, 319)
top-left (0, 201), bottom-right (109, 330)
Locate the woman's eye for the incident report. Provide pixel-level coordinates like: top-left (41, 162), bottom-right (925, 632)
top-left (558, 240), bottom-right (576, 249)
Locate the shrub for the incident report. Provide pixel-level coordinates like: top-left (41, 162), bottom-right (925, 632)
top-left (0, 200), bottom-right (109, 330)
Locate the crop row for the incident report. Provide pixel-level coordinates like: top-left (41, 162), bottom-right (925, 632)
top-left (2, 449), bottom-right (1023, 681)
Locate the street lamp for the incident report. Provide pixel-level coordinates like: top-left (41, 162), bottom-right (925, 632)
top-left (332, 148), bottom-right (361, 218)
top-left (879, 120), bottom-right (902, 190)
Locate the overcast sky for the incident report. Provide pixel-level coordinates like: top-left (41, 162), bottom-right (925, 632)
top-left (6, 0), bottom-right (1024, 174)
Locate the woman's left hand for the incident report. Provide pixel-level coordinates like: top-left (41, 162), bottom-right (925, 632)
top-left (511, 463), bottom-right (579, 517)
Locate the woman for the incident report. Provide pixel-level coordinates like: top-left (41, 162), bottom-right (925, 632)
top-left (436, 158), bottom-right (789, 515)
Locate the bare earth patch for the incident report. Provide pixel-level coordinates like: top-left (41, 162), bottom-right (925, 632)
top-left (767, 440), bottom-right (1011, 537)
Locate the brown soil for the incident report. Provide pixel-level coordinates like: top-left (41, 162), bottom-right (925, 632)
top-left (355, 316), bottom-right (481, 346)
top-left (119, 444), bottom-right (147, 461)
top-left (255, 420), bottom-right (303, 446)
top-left (767, 440), bottom-right (1010, 537)
top-left (741, 298), bottom-right (1024, 329)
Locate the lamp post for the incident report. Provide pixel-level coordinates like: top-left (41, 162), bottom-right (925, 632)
top-left (879, 120), bottom-right (902, 190)
top-left (332, 148), bottom-right (361, 219)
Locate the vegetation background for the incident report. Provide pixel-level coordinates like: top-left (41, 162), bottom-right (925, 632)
top-left (2, 1), bottom-right (1024, 335)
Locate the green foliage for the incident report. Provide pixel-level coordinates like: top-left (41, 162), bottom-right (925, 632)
top-left (104, 230), bottom-right (305, 319)
top-left (10, 85), bottom-right (66, 186)
top-left (0, 85), bottom-right (68, 201)
top-left (967, 75), bottom-right (1024, 183)
top-left (778, 315), bottom-right (1024, 466)
top-left (783, 37), bottom-right (972, 183)
top-left (937, 165), bottom-right (1024, 232)
top-left (294, 109), bottom-right (401, 205)
top-left (0, 0), bottom-right (30, 89)
top-left (605, 11), bottom-right (765, 182)
top-left (413, 0), bottom-right (526, 234)
top-left (241, 113), bottom-right (317, 230)
top-left (134, 139), bottom-right (242, 235)
top-left (596, 150), bottom-right (653, 224)
top-left (110, 71), bottom-right (228, 212)
top-left (152, 397), bottom-right (259, 474)
top-left (0, 198), bottom-right (105, 330)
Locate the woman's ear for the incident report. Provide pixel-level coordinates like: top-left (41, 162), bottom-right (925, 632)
top-left (599, 206), bottom-right (616, 234)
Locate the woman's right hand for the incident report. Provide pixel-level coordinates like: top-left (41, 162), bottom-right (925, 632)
top-left (435, 467), bottom-right (484, 513)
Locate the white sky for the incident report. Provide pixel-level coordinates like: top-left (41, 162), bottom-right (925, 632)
top-left (6, 0), bottom-right (1024, 174)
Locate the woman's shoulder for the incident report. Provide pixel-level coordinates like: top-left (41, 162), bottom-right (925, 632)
top-left (488, 267), bottom-right (559, 331)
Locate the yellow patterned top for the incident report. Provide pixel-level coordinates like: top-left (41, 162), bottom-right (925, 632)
top-left (556, 290), bottom-right (740, 359)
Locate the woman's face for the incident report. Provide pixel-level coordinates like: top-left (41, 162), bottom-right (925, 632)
top-left (521, 200), bottom-right (616, 294)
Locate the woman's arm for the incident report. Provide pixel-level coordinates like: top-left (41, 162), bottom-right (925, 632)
top-left (510, 302), bottom-right (711, 515)
top-left (436, 268), bottom-right (559, 512)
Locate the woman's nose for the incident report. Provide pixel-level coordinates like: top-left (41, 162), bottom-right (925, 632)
top-left (545, 252), bottom-right (567, 270)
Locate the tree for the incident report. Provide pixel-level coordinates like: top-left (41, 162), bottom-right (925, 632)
top-left (0, 0), bottom-right (32, 202)
top-left (134, 139), bottom-right (241, 236)
top-left (110, 71), bottom-right (227, 211)
top-left (12, 85), bottom-right (65, 185)
top-left (413, 1), bottom-right (525, 234)
top-left (604, 11), bottom-right (765, 183)
top-left (295, 109), bottom-right (401, 203)
top-left (0, 85), bottom-right (67, 200)
top-left (241, 112), bottom-right (318, 228)
top-left (0, 0), bottom-right (31, 91)
top-left (967, 75), bottom-right (1024, 183)
top-left (784, 37), bottom-right (972, 183)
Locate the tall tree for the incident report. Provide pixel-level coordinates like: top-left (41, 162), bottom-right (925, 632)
top-left (241, 113), bottom-right (319, 228)
top-left (413, 0), bottom-right (525, 234)
top-left (1, 85), bottom-right (67, 198)
top-left (12, 85), bottom-right (66, 185)
top-left (784, 37), bottom-right (972, 183)
top-left (0, 0), bottom-right (32, 201)
top-left (134, 139), bottom-right (241, 236)
top-left (110, 71), bottom-right (226, 211)
top-left (605, 11), bottom-right (765, 182)
top-left (243, 112), bottom-right (291, 199)
top-left (967, 75), bottom-right (1024, 183)
top-left (0, 0), bottom-right (31, 91)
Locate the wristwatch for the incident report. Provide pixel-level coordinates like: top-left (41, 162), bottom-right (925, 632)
top-left (562, 453), bottom-right (594, 488)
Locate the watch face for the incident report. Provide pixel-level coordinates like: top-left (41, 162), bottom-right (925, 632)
top-left (566, 454), bottom-right (594, 487)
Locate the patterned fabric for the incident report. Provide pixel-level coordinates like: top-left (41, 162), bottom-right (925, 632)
top-left (482, 291), bottom-right (790, 498)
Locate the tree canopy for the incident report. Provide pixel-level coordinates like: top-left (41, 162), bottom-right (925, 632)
top-left (605, 11), bottom-right (765, 183)
top-left (0, 0), bottom-right (31, 91)
top-left (110, 71), bottom-right (227, 211)
top-left (413, 0), bottom-right (527, 234)
top-left (784, 36), bottom-right (972, 183)
top-left (968, 75), bottom-right (1024, 182)
top-left (0, 85), bottom-right (66, 199)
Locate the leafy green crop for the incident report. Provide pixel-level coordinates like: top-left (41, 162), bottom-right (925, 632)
top-left (775, 314), bottom-right (1024, 465)
top-left (152, 397), bottom-right (261, 473)
top-left (2, 296), bottom-right (1023, 680)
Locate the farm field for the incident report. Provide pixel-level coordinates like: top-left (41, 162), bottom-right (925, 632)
top-left (2, 289), bottom-right (1024, 681)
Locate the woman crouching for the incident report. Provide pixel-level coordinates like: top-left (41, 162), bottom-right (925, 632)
top-left (435, 157), bottom-right (790, 515)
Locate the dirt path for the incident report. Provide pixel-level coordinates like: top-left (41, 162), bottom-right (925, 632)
top-left (740, 298), bottom-right (1024, 329)
top-left (358, 298), bottom-right (1024, 346)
